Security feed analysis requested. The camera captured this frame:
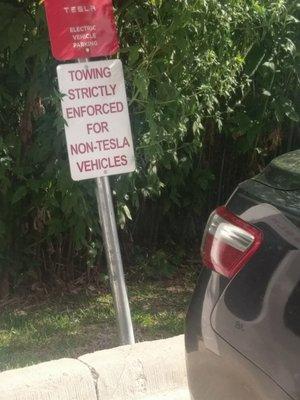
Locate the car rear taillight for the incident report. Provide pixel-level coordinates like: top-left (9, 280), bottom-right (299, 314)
top-left (201, 206), bottom-right (263, 278)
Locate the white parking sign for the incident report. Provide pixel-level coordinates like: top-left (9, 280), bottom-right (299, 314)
top-left (57, 59), bottom-right (136, 181)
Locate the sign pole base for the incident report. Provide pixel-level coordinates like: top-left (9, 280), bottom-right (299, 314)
top-left (95, 176), bottom-right (135, 345)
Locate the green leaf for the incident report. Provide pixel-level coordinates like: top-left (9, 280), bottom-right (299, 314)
top-left (281, 100), bottom-right (300, 122)
top-left (244, 46), bottom-right (265, 77)
top-left (263, 61), bottom-right (275, 72)
top-left (285, 108), bottom-right (300, 122)
top-left (12, 186), bottom-right (27, 204)
top-left (123, 205), bottom-right (132, 220)
top-left (262, 89), bottom-right (271, 97)
top-left (7, 13), bottom-right (24, 52)
top-left (134, 71), bottom-right (149, 100)
top-left (128, 46), bottom-right (140, 66)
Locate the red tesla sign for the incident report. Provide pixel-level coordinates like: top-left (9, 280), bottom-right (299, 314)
top-left (44, 0), bottom-right (119, 61)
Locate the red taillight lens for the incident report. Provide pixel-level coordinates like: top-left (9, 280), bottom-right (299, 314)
top-left (201, 206), bottom-right (263, 278)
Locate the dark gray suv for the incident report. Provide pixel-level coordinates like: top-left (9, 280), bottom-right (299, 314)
top-left (185, 150), bottom-right (300, 400)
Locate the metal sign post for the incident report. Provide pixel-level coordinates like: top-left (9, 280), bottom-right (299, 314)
top-left (57, 56), bottom-right (135, 345)
top-left (46, 0), bottom-right (136, 346)
top-left (95, 176), bottom-right (135, 345)
top-left (76, 57), bottom-right (135, 345)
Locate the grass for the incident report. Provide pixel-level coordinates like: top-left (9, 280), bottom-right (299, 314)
top-left (0, 277), bottom-right (195, 371)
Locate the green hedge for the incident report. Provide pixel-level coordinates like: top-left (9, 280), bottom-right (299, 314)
top-left (0, 0), bottom-right (299, 291)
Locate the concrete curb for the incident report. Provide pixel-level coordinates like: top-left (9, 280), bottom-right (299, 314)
top-left (80, 335), bottom-right (187, 400)
top-left (0, 358), bottom-right (97, 400)
top-left (139, 388), bottom-right (190, 400)
top-left (0, 335), bottom-right (189, 400)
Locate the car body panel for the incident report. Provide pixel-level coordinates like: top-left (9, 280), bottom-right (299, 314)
top-left (185, 157), bottom-right (300, 400)
top-left (211, 204), bottom-right (300, 399)
top-left (186, 271), bottom-right (293, 400)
